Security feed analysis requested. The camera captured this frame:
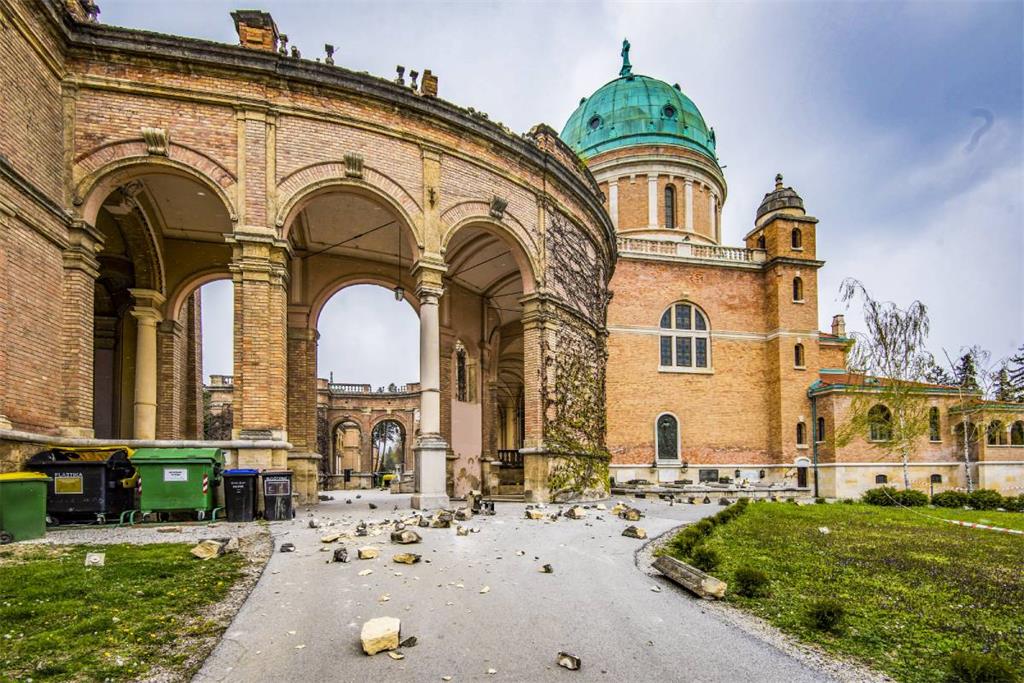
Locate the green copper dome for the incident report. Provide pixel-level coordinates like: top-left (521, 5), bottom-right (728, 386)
top-left (560, 40), bottom-right (717, 163)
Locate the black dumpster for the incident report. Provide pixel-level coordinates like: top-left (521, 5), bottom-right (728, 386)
top-left (25, 448), bottom-right (136, 525)
top-left (262, 470), bottom-right (294, 521)
top-left (223, 469), bottom-right (259, 522)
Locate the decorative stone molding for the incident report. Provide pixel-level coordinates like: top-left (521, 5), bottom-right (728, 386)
top-left (141, 127), bottom-right (170, 156)
top-left (489, 196), bottom-right (508, 220)
top-left (344, 153), bottom-right (363, 179)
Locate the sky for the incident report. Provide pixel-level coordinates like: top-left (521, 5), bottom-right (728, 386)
top-left (96, 0), bottom-right (1024, 385)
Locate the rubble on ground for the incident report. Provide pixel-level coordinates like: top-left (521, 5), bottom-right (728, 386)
top-left (622, 525), bottom-right (647, 539)
top-left (358, 546), bottom-right (380, 560)
top-left (191, 539), bottom-right (226, 560)
top-left (393, 553), bottom-right (421, 564)
top-left (390, 529), bottom-right (422, 544)
top-left (557, 652), bottom-right (582, 670)
top-left (360, 616), bottom-right (400, 655)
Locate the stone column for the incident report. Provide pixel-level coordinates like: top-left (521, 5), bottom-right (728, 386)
top-left (411, 259), bottom-right (450, 509)
top-left (129, 289), bottom-right (164, 440)
top-left (520, 294), bottom-right (559, 502)
top-left (228, 232), bottom-right (290, 450)
top-left (60, 220), bottom-right (105, 437)
top-left (156, 319), bottom-right (184, 439)
top-left (684, 179), bottom-right (694, 231)
top-left (607, 180), bottom-right (619, 230)
top-left (287, 325), bottom-right (319, 451)
top-left (647, 173), bottom-right (658, 228)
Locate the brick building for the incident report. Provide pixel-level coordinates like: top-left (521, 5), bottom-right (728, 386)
top-left (560, 42), bottom-right (1023, 498)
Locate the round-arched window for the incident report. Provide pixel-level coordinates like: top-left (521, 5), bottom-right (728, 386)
top-left (656, 414), bottom-right (679, 461)
top-left (659, 302), bottom-right (711, 371)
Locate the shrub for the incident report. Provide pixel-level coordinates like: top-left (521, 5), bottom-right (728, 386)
top-left (862, 486), bottom-right (927, 507)
top-left (694, 519), bottom-right (715, 535)
top-left (969, 489), bottom-right (1005, 511)
top-left (946, 650), bottom-right (1018, 683)
top-left (733, 566), bottom-right (770, 598)
top-left (932, 490), bottom-right (970, 508)
top-left (807, 598), bottom-right (845, 632)
top-left (690, 545), bottom-right (720, 573)
top-left (862, 486), bottom-right (899, 506)
top-left (1002, 494), bottom-right (1024, 513)
top-left (815, 497), bottom-right (826, 505)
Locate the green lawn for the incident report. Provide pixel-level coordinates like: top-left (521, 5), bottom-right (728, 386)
top-left (0, 543), bottom-right (245, 682)
top-left (670, 503), bottom-right (1024, 683)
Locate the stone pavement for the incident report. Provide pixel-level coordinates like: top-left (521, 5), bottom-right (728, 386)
top-left (195, 491), bottom-right (834, 682)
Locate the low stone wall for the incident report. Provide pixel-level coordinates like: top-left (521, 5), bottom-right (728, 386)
top-left (611, 484), bottom-right (812, 503)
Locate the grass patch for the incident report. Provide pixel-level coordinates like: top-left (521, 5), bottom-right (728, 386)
top-left (667, 502), bottom-right (1024, 683)
top-left (0, 543), bottom-right (245, 682)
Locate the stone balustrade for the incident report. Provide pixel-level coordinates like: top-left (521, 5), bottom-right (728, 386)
top-left (617, 236), bottom-right (766, 264)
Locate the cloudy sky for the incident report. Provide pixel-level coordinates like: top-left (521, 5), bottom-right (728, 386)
top-left (98, 0), bottom-right (1023, 386)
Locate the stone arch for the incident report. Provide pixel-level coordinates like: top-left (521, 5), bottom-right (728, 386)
top-left (440, 216), bottom-right (539, 295)
top-left (309, 274), bottom-right (422, 331)
top-left (165, 268), bottom-right (232, 322)
top-left (275, 166), bottom-right (423, 247)
top-left (370, 415), bottom-right (412, 471)
top-left (73, 149), bottom-right (237, 227)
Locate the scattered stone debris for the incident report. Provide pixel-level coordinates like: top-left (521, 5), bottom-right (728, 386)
top-left (525, 509), bottom-right (545, 520)
top-left (308, 518), bottom-right (321, 529)
top-left (595, 503), bottom-right (607, 510)
top-left (557, 652), bottom-right (582, 671)
top-left (622, 525), bottom-right (647, 539)
top-left (279, 542), bottom-right (296, 553)
top-left (156, 526), bottom-right (182, 533)
top-left (358, 546), bottom-right (381, 560)
top-left (224, 537), bottom-right (240, 553)
top-left (417, 516), bottom-right (430, 528)
top-left (318, 494), bottom-right (332, 502)
top-left (487, 668), bottom-right (497, 675)
top-left (400, 636), bottom-right (418, 648)
top-left (610, 502), bottom-right (628, 515)
top-left (564, 506), bottom-right (586, 520)
top-left (454, 507), bottom-right (473, 521)
top-left (431, 511), bottom-right (453, 528)
top-left (361, 616), bottom-right (401, 655)
top-left (442, 677), bottom-right (452, 681)
top-left (190, 539), bottom-right (226, 560)
top-left (650, 585), bottom-right (662, 593)
top-left (618, 507), bottom-right (643, 522)
top-left (358, 568), bottom-right (374, 576)
top-left (539, 564), bottom-right (554, 574)
top-left (333, 547), bottom-right (350, 563)
top-left (346, 499), bottom-right (353, 504)
top-left (719, 498), bottom-right (731, 506)
top-left (456, 525), bottom-right (469, 536)
top-left (391, 529), bottom-right (422, 544)
top-left (479, 585), bottom-right (490, 594)
top-left (369, 503), bottom-right (378, 510)
top-left (387, 651), bottom-right (405, 660)
top-left (393, 553), bottom-right (421, 564)
top-left (84, 552), bottom-right (105, 567)
top-left (320, 533), bottom-right (341, 543)
top-left (703, 496), bottom-right (712, 505)
top-left (818, 526), bottom-right (830, 535)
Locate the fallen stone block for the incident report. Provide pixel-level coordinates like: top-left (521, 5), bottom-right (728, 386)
top-left (392, 553), bottom-right (421, 564)
top-left (321, 533), bottom-right (341, 543)
top-left (279, 542), bottom-right (295, 553)
top-left (610, 503), bottom-right (628, 515)
top-left (539, 563), bottom-right (554, 573)
top-left (190, 539), bottom-right (225, 561)
top-left (525, 509), bottom-right (545, 520)
top-left (454, 507), bottom-right (473, 521)
top-left (622, 525), bottom-right (647, 539)
top-left (390, 529), bottom-right (422, 544)
top-left (618, 507), bottom-right (643, 522)
top-left (652, 555), bottom-right (727, 599)
top-left (156, 526), bottom-right (182, 533)
top-left (417, 516), bottom-right (430, 528)
top-left (456, 525), bottom-right (469, 536)
top-left (333, 547), bottom-right (350, 563)
top-left (557, 652), bottom-right (581, 671)
top-left (358, 546), bottom-right (380, 560)
top-left (224, 537), bottom-right (240, 553)
top-left (361, 616), bottom-right (400, 655)
top-left (564, 506), bottom-right (586, 519)
top-left (431, 511), bottom-right (453, 528)
top-left (308, 518), bottom-right (320, 529)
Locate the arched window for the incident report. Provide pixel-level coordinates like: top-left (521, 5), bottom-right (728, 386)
top-left (987, 420), bottom-right (1007, 446)
top-left (794, 343), bottom-right (805, 368)
top-left (816, 416), bottom-right (826, 442)
top-left (665, 184), bottom-right (676, 229)
top-left (1010, 421), bottom-right (1024, 446)
top-left (455, 342), bottom-right (468, 402)
top-left (796, 422), bottom-right (807, 445)
top-left (659, 302), bottom-right (711, 371)
top-left (656, 413), bottom-right (679, 461)
top-left (929, 407), bottom-right (941, 442)
top-left (792, 277), bottom-right (804, 302)
top-left (756, 234), bottom-right (766, 250)
top-left (791, 228), bottom-right (803, 249)
top-left (868, 404), bottom-right (892, 441)
top-left (875, 474), bottom-right (888, 484)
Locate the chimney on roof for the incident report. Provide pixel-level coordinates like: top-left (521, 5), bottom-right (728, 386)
top-left (831, 314), bottom-right (846, 337)
top-left (420, 69), bottom-right (438, 97)
top-left (231, 10), bottom-right (280, 52)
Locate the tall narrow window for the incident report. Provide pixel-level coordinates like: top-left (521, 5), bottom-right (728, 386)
top-left (791, 228), bottom-right (803, 249)
top-left (816, 416), bottom-right (826, 442)
top-left (1010, 421), bottom-right (1024, 446)
top-left (792, 277), bottom-right (804, 302)
top-left (987, 420), bottom-right (1007, 446)
top-left (455, 343), bottom-right (468, 402)
top-left (756, 234), bottom-right (766, 249)
top-left (656, 414), bottom-right (679, 461)
top-left (658, 302), bottom-right (711, 371)
top-left (794, 343), bottom-right (805, 368)
top-left (929, 407), bottom-right (941, 442)
top-left (869, 404), bottom-right (892, 441)
top-left (796, 422), bottom-right (807, 445)
top-left (664, 184), bottom-right (676, 229)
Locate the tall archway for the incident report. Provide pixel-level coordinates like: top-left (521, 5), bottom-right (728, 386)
top-left (372, 419), bottom-right (407, 473)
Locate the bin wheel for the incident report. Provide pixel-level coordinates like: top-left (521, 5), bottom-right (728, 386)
top-left (197, 510), bottom-right (206, 521)
top-left (95, 514), bottom-right (107, 525)
top-left (0, 531), bottom-right (13, 545)
top-left (46, 515), bottom-right (60, 527)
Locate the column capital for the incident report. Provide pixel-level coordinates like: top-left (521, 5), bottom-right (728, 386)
top-left (63, 219), bottom-right (105, 277)
top-left (413, 255), bottom-right (447, 300)
top-left (129, 288), bottom-right (165, 324)
top-left (519, 292), bottom-right (555, 329)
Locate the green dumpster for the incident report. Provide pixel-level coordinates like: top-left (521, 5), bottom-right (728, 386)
top-left (0, 472), bottom-right (49, 543)
top-left (129, 448), bottom-right (225, 521)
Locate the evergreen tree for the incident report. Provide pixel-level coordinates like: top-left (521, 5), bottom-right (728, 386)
top-left (954, 351), bottom-right (980, 393)
top-left (1007, 344), bottom-right (1024, 397)
top-left (923, 356), bottom-right (955, 386)
top-left (992, 364), bottom-right (1019, 403)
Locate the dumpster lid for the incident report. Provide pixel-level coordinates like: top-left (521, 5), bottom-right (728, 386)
top-left (130, 448), bottom-right (225, 463)
top-left (225, 468), bottom-right (259, 475)
top-left (0, 472), bottom-right (50, 481)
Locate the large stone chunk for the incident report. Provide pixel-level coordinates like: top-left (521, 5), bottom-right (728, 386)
top-left (190, 540), bottom-right (225, 561)
top-left (454, 507), bottom-right (473, 521)
top-left (390, 529), bottom-right (422, 544)
top-left (360, 617), bottom-right (401, 655)
top-left (563, 506), bottom-right (586, 520)
top-left (392, 553), bottom-right (421, 564)
top-left (618, 507), bottom-right (643, 522)
top-left (358, 546), bottom-right (380, 560)
top-left (622, 525), bottom-right (647, 539)
top-left (652, 555), bottom-right (727, 599)
top-left (525, 509), bottom-right (545, 520)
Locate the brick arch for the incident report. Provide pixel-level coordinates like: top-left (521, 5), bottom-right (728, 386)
top-left (370, 414), bottom-right (414, 471)
top-left (73, 142), bottom-right (237, 226)
top-left (165, 268), bottom-right (232, 322)
top-left (275, 163), bottom-right (423, 246)
top-left (441, 200), bottom-right (536, 251)
top-left (329, 415), bottom-right (367, 472)
top-left (439, 215), bottom-right (539, 295)
top-left (309, 274), bottom-right (422, 332)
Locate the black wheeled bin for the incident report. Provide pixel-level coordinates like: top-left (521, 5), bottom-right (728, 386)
top-left (262, 470), bottom-right (294, 521)
top-left (223, 469), bottom-right (259, 522)
top-left (25, 448), bottom-right (136, 525)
